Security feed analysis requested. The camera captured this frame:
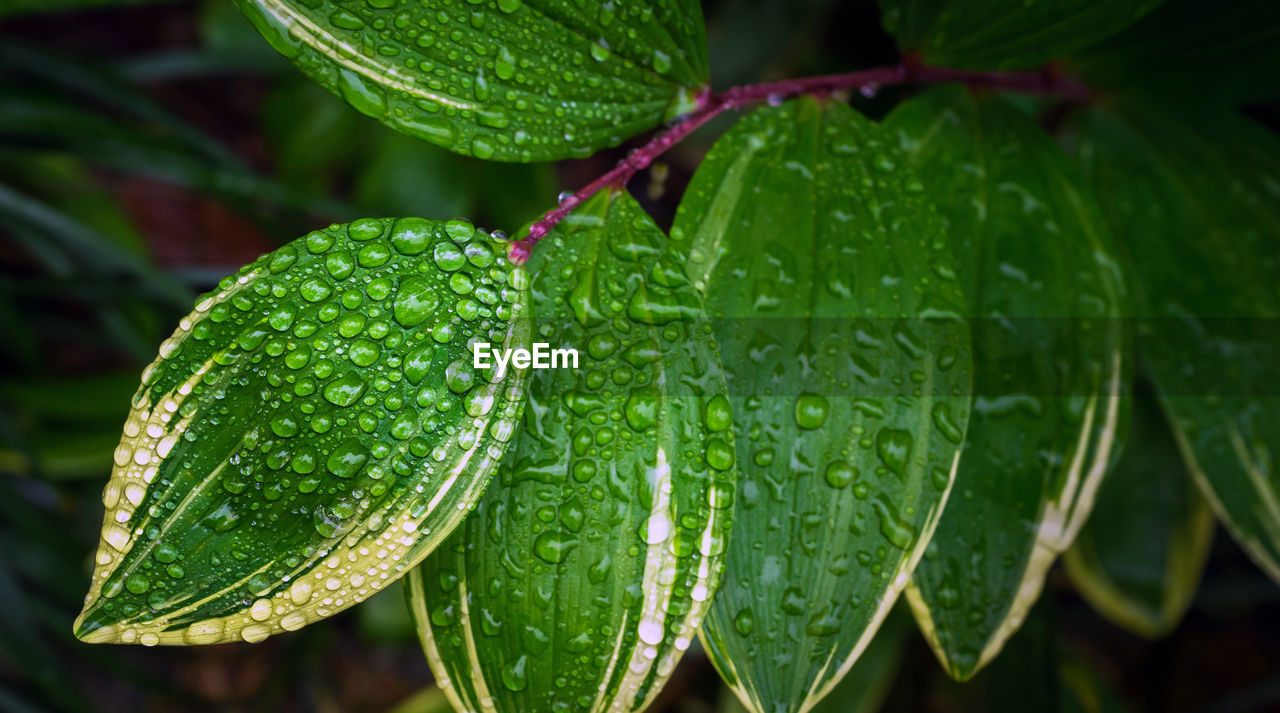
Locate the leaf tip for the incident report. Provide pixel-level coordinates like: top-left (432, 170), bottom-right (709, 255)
top-left (73, 604), bottom-right (121, 644)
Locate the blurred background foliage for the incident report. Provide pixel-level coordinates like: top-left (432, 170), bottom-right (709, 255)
top-left (1, 1), bottom-right (1279, 712)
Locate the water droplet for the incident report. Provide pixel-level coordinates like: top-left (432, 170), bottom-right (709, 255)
top-left (323, 374), bottom-right (366, 407)
top-left (705, 394), bottom-right (732, 432)
top-left (931, 402), bottom-right (963, 443)
top-left (394, 277), bottom-right (440, 327)
top-left (706, 438), bottom-right (734, 471)
top-left (534, 531), bottom-right (576, 563)
top-left (876, 428), bottom-right (913, 476)
top-left (825, 461), bottom-right (857, 488)
top-left (794, 393), bottom-right (829, 429)
top-left (502, 654), bottom-right (529, 691)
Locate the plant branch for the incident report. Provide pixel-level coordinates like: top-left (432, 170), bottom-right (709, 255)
top-left (508, 63), bottom-right (1090, 264)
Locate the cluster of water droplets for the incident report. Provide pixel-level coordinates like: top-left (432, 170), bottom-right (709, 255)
top-left (240, 0), bottom-right (708, 161)
top-left (417, 195), bottom-right (734, 712)
top-left (663, 98), bottom-right (974, 711)
top-left (77, 217), bottom-right (528, 646)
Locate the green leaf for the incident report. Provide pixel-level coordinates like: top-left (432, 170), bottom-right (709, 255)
top-left (386, 687), bottom-right (453, 713)
top-left (73, 217), bottom-right (531, 645)
top-left (1067, 0), bottom-right (1280, 106)
top-left (886, 87), bottom-right (1127, 680)
top-left (1058, 655), bottom-right (1133, 713)
top-left (877, 0), bottom-right (1164, 70)
top-left (407, 189), bottom-right (735, 712)
top-left (673, 96), bottom-right (972, 713)
top-left (0, 0), bottom-right (169, 20)
top-left (0, 183), bottom-right (190, 308)
top-left (720, 605), bottom-right (913, 713)
top-left (0, 89), bottom-right (356, 226)
top-left (233, 0), bottom-right (710, 162)
top-left (1075, 100), bottom-right (1280, 583)
top-left (1065, 379), bottom-right (1213, 638)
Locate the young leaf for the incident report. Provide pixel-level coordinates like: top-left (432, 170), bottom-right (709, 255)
top-left (73, 217), bottom-right (531, 645)
top-left (877, 0), bottom-right (1163, 70)
top-left (673, 96), bottom-right (973, 713)
top-left (1065, 379), bottom-right (1214, 639)
top-left (408, 189), bottom-right (735, 713)
top-left (886, 87), bottom-right (1127, 680)
top-left (1076, 100), bottom-right (1280, 584)
top-left (234, 0), bottom-right (710, 162)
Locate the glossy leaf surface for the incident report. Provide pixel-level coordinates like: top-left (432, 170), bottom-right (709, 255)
top-left (75, 217), bottom-right (531, 645)
top-left (409, 190), bottom-right (735, 713)
top-left (877, 0), bottom-right (1163, 70)
top-left (674, 97), bottom-right (972, 713)
top-left (234, 0), bottom-right (709, 162)
top-left (1065, 380), bottom-right (1213, 638)
top-left (887, 88), bottom-right (1126, 680)
top-left (1076, 100), bottom-right (1280, 583)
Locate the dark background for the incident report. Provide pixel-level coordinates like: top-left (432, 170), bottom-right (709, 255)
top-left (1, 1), bottom-right (1279, 711)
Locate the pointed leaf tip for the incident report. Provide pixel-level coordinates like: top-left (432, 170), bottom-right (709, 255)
top-left (410, 190), bottom-right (736, 713)
top-left (77, 216), bottom-right (531, 645)
top-left (887, 88), bottom-right (1127, 681)
top-left (677, 97), bottom-right (972, 713)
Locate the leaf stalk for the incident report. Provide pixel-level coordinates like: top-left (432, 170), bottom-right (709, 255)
top-left (508, 63), bottom-right (1089, 264)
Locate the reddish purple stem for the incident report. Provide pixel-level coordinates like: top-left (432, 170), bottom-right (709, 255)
top-left (507, 63), bottom-right (1090, 264)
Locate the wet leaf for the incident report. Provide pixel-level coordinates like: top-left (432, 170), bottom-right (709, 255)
top-left (673, 96), bottom-right (972, 713)
top-left (886, 87), bottom-right (1127, 680)
top-left (408, 189), bottom-right (735, 712)
top-left (1065, 379), bottom-right (1213, 639)
top-left (877, 0), bottom-right (1163, 70)
top-left (1076, 100), bottom-right (1280, 584)
top-left (74, 217), bottom-right (531, 645)
top-left (234, 0), bottom-right (709, 161)
top-left (719, 605), bottom-right (913, 713)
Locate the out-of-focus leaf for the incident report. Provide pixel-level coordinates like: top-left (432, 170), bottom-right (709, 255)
top-left (877, 0), bottom-right (1163, 70)
top-left (74, 217), bottom-right (531, 645)
top-left (409, 189), bottom-right (735, 713)
top-left (385, 687), bottom-right (453, 713)
top-left (0, 0), bottom-right (167, 19)
top-left (471, 160), bottom-right (558, 232)
top-left (704, 0), bottom-right (843, 87)
top-left (0, 371), bottom-right (137, 480)
top-left (886, 88), bottom-right (1127, 680)
top-left (199, 0), bottom-right (289, 65)
top-left (0, 89), bottom-right (356, 223)
top-left (1065, 380), bottom-right (1214, 638)
top-left (1069, 0), bottom-right (1280, 106)
top-left (0, 150), bottom-right (146, 256)
top-left (262, 80), bottom-right (375, 196)
top-left (234, 0), bottom-right (710, 162)
top-left (0, 183), bottom-right (190, 307)
top-left (1058, 654), bottom-right (1133, 713)
top-left (0, 427), bottom-right (120, 480)
top-left (1076, 100), bottom-right (1280, 584)
top-left (0, 39), bottom-right (237, 166)
top-left (354, 133), bottom-right (473, 222)
top-left (0, 372), bottom-right (137, 424)
top-left (355, 579), bottom-right (416, 643)
top-left (674, 96), bottom-right (972, 713)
